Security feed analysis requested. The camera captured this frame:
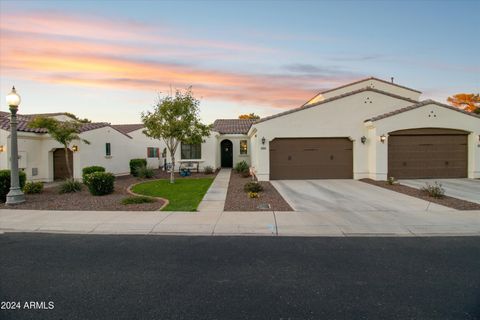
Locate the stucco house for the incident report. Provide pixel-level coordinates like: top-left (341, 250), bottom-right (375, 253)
top-left (1, 77), bottom-right (479, 183)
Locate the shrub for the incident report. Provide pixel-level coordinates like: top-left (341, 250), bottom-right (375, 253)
top-left (387, 177), bottom-right (396, 185)
top-left (86, 172), bottom-right (115, 196)
top-left (136, 165), bottom-right (154, 179)
top-left (248, 192), bottom-right (259, 199)
top-left (204, 166), bottom-right (214, 174)
top-left (129, 159), bottom-right (147, 176)
top-left (59, 179), bottom-right (82, 194)
top-left (0, 170), bottom-right (27, 202)
top-left (121, 196), bottom-right (155, 205)
top-left (244, 181), bottom-right (263, 193)
top-left (421, 182), bottom-right (445, 198)
top-left (82, 166), bottom-right (105, 183)
top-left (23, 181), bottom-right (44, 194)
top-left (234, 161), bottom-right (249, 174)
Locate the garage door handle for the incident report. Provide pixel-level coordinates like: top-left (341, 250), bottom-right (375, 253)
top-left (330, 155), bottom-right (334, 160)
top-left (445, 161), bottom-right (449, 166)
top-left (288, 156), bottom-right (292, 160)
top-left (403, 162), bottom-right (407, 166)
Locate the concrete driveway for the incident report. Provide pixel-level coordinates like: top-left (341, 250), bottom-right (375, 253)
top-left (271, 180), bottom-right (450, 212)
top-left (400, 179), bottom-right (480, 204)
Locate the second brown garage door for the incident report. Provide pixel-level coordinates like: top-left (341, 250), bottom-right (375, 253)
top-left (270, 138), bottom-right (353, 180)
top-left (388, 128), bottom-right (468, 179)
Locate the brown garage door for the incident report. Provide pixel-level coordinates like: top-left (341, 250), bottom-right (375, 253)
top-left (270, 138), bottom-right (353, 180)
top-left (388, 128), bottom-right (468, 179)
top-left (54, 148), bottom-right (73, 180)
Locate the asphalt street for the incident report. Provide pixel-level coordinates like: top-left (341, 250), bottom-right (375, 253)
top-left (1, 234), bottom-right (479, 320)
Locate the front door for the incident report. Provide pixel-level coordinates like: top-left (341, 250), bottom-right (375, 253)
top-left (221, 140), bottom-right (233, 168)
top-left (53, 148), bottom-right (73, 180)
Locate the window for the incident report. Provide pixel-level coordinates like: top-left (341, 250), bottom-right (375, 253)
top-left (181, 143), bottom-right (201, 159)
top-left (147, 147), bottom-right (160, 158)
top-left (240, 140), bottom-right (248, 155)
top-left (105, 143), bottom-right (111, 156)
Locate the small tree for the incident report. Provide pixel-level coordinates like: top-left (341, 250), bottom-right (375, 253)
top-left (239, 113), bottom-right (260, 120)
top-left (29, 117), bottom-right (90, 179)
top-left (142, 88), bottom-right (211, 183)
top-left (447, 93), bottom-right (480, 114)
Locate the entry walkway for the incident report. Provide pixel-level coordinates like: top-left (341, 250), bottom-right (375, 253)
top-left (197, 168), bottom-right (231, 212)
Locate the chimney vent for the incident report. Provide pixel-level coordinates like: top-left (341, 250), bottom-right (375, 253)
top-left (391, 77), bottom-right (394, 83)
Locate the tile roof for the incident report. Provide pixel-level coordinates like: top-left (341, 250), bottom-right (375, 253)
top-left (253, 87), bottom-right (418, 125)
top-left (365, 99), bottom-right (480, 122)
top-left (111, 124), bottom-right (144, 134)
top-left (212, 119), bottom-right (256, 134)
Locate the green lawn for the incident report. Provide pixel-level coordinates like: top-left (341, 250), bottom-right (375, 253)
top-left (131, 178), bottom-right (214, 211)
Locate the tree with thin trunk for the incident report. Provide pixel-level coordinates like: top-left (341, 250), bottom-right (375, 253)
top-left (142, 88), bottom-right (211, 184)
top-left (29, 117), bottom-right (90, 179)
top-left (238, 113), bottom-right (260, 120)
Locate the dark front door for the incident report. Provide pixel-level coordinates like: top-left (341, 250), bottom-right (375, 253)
top-left (269, 138), bottom-right (353, 180)
top-left (221, 140), bottom-right (233, 168)
top-left (54, 148), bottom-right (73, 180)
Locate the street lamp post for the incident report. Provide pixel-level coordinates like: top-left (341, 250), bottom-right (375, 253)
top-left (5, 86), bottom-right (25, 205)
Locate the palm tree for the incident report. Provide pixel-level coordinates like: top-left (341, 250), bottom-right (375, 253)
top-left (29, 117), bottom-right (90, 179)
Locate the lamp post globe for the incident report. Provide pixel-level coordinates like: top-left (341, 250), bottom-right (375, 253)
top-left (5, 86), bottom-right (25, 205)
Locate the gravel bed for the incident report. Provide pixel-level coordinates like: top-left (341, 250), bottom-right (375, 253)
top-left (361, 179), bottom-right (480, 211)
top-left (224, 171), bottom-right (292, 211)
top-left (2, 170), bottom-right (218, 211)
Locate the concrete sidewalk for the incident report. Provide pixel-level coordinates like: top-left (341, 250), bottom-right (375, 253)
top-left (1, 208), bottom-right (479, 237)
top-left (197, 168), bottom-right (230, 212)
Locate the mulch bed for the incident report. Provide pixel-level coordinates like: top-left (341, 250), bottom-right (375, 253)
top-left (361, 179), bottom-right (480, 211)
top-left (224, 171), bottom-right (292, 211)
top-left (2, 170), bottom-right (218, 211)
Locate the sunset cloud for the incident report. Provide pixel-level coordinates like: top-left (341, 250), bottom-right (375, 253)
top-left (0, 10), bottom-right (359, 109)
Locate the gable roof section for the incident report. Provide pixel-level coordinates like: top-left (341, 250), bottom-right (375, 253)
top-left (365, 99), bottom-right (480, 122)
top-left (213, 119), bottom-right (255, 134)
top-left (0, 112), bottom-right (132, 138)
top-left (321, 77), bottom-right (422, 95)
top-left (254, 87), bottom-right (418, 125)
top-left (112, 124), bottom-right (144, 134)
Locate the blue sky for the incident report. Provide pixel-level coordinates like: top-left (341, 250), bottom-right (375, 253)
top-left (1, 0), bottom-right (479, 124)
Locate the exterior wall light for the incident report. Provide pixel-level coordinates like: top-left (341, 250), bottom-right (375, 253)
top-left (261, 137), bottom-right (266, 145)
top-left (380, 135), bottom-right (386, 143)
top-left (0, 145), bottom-right (4, 152)
top-left (360, 136), bottom-right (367, 144)
top-left (72, 145), bottom-right (79, 152)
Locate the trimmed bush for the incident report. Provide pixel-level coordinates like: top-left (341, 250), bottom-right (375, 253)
top-left (86, 172), bottom-right (115, 196)
top-left (136, 165), bottom-right (154, 179)
top-left (421, 182), bottom-right (445, 198)
top-left (204, 166), bottom-right (214, 174)
top-left (0, 170), bottom-right (27, 202)
top-left (234, 161), bottom-right (249, 174)
top-left (129, 159), bottom-right (147, 176)
top-left (23, 181), bottom-right (44, 194)
top-left (59, 179), bottom-right (82, 194)
top-left (82, 166), bottom-right (105, 183)
top-left (244, 181), bottom-right (263, 193)
top-left (387, 177), bottom-right (396, 185)
top-left (121, 196), bottom-right (155, 205)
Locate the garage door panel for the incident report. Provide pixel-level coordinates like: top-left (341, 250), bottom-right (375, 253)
top-left (270, 138), bottom-right (353, 180)
top-left (388, 132), bottom-right (467, 179)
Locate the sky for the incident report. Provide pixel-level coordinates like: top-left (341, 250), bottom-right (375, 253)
top-left (0, 0), bottom-right (479, 124)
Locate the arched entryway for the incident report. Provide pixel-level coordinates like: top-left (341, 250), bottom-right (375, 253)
top-left (220, 140), bottom-right (233, 168)
top-left (53, 148), bottom-right (73, 180)
top-left (388, 128), bottom-right (468, 179)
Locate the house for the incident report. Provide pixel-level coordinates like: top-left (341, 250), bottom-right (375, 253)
top-left (1, 77), bottom-right (478, 182)
top-left (247, 77), bottom-right (480, 181)
top-left (0, 112), bottom-right (163, 181)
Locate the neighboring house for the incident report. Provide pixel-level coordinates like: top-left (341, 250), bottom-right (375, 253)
top-left (1, 77), bottom-right (479, 182)
top-left (0, 113), bottom-right (164, 182)
top-left (248, 77), bottom-right (480, 181)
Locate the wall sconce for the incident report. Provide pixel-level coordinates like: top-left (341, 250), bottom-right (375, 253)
top-left (0, 145), bottom-right (4, 152)
top-left (72, 145), bottom-right (79, 152)
top-left (261, 137), bottom-right (266, 145)
top-left (380, 135), bottom-right (386, 143)
top-left (360, 136), bottom-right (367, 144)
